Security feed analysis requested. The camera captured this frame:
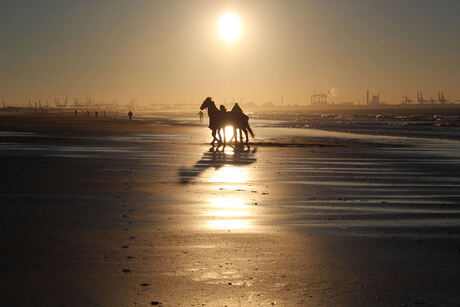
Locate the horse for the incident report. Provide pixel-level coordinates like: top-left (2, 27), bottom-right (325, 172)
top-left (200, 97), bottom-right (254, 145)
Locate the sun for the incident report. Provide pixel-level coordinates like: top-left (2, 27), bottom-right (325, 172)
top-left (218, 12), bottom-right (242, 44)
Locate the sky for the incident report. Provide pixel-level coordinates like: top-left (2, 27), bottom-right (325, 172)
top-left (0, 0), bottom-right (459, 105)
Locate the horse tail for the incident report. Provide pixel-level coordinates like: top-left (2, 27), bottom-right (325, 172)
top-left (246, 122), bottom-right (255, 138)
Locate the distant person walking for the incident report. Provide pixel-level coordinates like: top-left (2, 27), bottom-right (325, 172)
top-left (128, 110), bottom-right (133, 121)
top-left (86, 110), bottom-right (90, 118)
top-left (95, 111), bottom-right (98, 118)
top-left (74, 110), bottom-right (77, 117)
top-left (198, 110), bottom-right (204, 121)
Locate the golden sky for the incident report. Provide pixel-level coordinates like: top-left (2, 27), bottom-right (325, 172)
top-left (0, 0), bottom-right (459, 104)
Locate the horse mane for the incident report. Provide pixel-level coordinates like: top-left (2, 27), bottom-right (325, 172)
top-left (207, 98), bottom-right (218, 111)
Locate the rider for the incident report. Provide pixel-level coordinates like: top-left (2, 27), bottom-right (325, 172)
top-left (230, 103), bottom-right (247, 142)
top-left (218, 105), bottom-right (229, 141)
top-left (231, 103), bottom-right (243, 113)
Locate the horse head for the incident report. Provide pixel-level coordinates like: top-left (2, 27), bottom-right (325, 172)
top-left (200, 97), bottom-right (214, 110)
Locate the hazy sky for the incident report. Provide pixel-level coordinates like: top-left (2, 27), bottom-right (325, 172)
top-left (1, 0), bottom-right (459, 104)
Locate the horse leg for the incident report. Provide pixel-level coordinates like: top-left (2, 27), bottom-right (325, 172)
top-left (231, 127), bottom-right (237, 143)
top-left (244, 129), bottom-right (249, 144)
top-left (217, 128), bottom-right (223, 145)
top-left (211, 129), bottom-right (217, 145)
top-left (214, 129), bottom-right (221, 145)
top-left (238, 127), bottom-right (245, 143)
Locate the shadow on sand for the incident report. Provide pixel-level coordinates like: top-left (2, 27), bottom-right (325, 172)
top-left (179, 144), bottom-right (257, 184)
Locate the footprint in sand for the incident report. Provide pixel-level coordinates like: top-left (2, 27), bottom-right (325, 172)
top-left (121, 245), bottom-right (129, 248)
top-left (122, 269), bottom-right (131, 273)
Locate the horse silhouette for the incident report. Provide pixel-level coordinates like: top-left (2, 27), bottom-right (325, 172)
top-left (200, 97), bottom-right (254, 145)
top-left (178, 145), bottom-right (257, 184)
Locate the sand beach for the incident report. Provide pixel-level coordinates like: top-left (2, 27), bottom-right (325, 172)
top-left (1, 112), bottom-right (459, 306)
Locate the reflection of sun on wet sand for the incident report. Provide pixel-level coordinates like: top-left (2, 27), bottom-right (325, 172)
top-left (1, 113), bottom-right (460, 306)
top-left (206, 195), bottom-right (255, 231)
top-left (208, 218), bottom-right (250, 230)
top-left (178, 145), bottom-right (256, 184)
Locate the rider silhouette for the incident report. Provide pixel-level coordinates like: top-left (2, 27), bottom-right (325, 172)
top-left (230, 103), bottom-right (247, 142)
top-left (231, 103), bottom-right (243, 113)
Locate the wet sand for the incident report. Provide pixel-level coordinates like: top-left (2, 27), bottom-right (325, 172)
top-left (1, 113), bottom-right (460, 306)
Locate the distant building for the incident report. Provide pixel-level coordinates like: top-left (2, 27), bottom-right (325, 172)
top-left (366, 90), bottom-right (380, 105)
top-left (311, 91), bottom-right (328, 105)
top-left (370, 94), bottom-right (380, 105)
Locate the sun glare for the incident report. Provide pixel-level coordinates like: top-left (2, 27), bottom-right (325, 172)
top-left (207, 197), bottom-right (251, 218)
top-left (224, 126), bottom-right (234, 142)
top-left (218, 12), bottom-right (242, 44)
top-left (211, 166), bottom-right (248, 183)
top-left (206, 197), bottom-right (253, 230)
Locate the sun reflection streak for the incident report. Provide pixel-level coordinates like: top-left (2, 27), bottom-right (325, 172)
top-left (207, 197), bottom-right (251, 217)
top-left (203, 155), bottom-right (257, 230)
top-left (206, 197), bottom-right (253, 230)
top-left (209, 197), bottom-right (247, 209)
top-left (208, 219), bottom-right (250, 230)
top-left (211, 166), bottom-right (248, 183)
top-left (223, 142), bottom-right (235, 155)
top-left (208, 210), bottom-right (250, 217)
